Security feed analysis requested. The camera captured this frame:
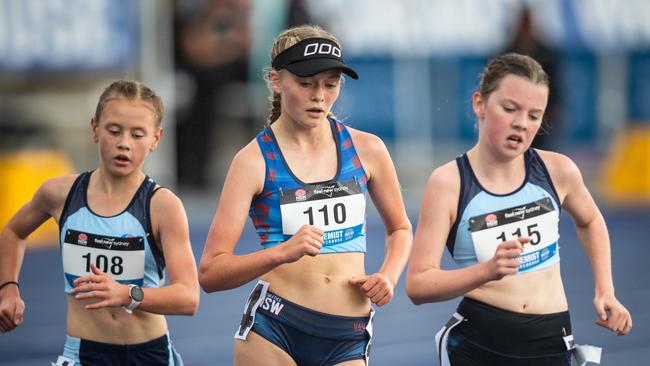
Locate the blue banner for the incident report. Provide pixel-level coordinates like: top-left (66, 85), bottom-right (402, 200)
top-left (0, 0), bottom-right (139, 72)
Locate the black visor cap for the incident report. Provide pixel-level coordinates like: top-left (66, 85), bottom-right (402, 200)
top-left (271, 37), bottom-right (359, 79)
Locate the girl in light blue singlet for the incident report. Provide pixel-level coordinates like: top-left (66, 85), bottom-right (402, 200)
top-left (0, 80), bottom-right (199, 366)
top-left (407, 53), bottom-right (632, 366)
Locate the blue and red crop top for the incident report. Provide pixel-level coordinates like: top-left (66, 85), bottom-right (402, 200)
top-left (249, 118), bottom-right (368, 253)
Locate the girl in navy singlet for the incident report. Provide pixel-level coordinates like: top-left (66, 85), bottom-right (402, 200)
top-left (0, 80), bottom-right (199, 365)
top-left (406, 53), bottom-right (632, 366)
top-left (199, 25), bottom-right (412, 366)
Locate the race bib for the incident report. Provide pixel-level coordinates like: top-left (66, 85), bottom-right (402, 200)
top-left (279, 181), bottom-right (365, 247)
top-left (469, 197), bottom-right (559, 273)
top-left (62, 229), bottom-right (145, 287)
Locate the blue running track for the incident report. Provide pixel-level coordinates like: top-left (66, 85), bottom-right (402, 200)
top-left (1, 206), bottom-right (649, 365)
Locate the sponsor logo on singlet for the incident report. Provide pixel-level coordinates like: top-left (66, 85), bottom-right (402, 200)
top-left (485, 214), bottom-right (498, 228)
top-left (295, 188), bottom-right (306, 202)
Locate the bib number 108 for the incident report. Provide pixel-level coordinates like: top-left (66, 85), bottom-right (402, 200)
top-left (81, 253), bottom-right (124, 275)
top-left (303, 203), bottom-right (346, 226)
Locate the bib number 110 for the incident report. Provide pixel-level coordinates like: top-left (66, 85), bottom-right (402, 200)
top-left (81, 253), bottom-right (124, 275)
top-left (303, 203), bottom-right (346, 226)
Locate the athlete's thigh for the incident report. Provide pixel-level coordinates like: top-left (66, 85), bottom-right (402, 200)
top-left (233, 331), bottom-right (296, 366)
top-left (334, 359), bottom-right (366, 366)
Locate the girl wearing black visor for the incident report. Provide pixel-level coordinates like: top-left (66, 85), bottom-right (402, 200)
top-left (199, 25), bottom-right (412, 366)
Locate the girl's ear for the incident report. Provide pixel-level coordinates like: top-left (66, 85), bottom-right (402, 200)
top-left (91, 117), bottom-right (99, 143)
top-left (150, 127), bottom-right (163, 152)
top-left (269, 70), bottom-right (281, 94)
top-left (472, 91), bottom-right (485, 120)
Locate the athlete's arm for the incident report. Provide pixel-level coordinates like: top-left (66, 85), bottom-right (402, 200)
top-left (347, 130), bottom-right (412, 306)
top-left (542, 150), bottom-right (632, 335)
top-left (0, 176), bottom-right (72, 332)
top-left (143, 188), bottom-right (199, 315)
top-left (198, 141), bottom-right (323, 292)
top-left (406, 163), bottom-right (523, 304)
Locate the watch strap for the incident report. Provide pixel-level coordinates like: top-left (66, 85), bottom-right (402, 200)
top-left (123, 285), bottom-right (142, 313)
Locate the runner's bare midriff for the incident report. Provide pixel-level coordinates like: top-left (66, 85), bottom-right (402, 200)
top-left (466, 263), bottom-right (568, 314)
top-left (67, 295), bottom-right (167, 344)
top-left (261, 252), bottom-right (371, 317)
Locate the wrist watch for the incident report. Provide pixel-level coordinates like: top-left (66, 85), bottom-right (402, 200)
top-left (123, 285), bottom-right (144, 314)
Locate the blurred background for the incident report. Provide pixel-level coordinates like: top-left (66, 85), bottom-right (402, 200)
top-left (1, 0), bottom-right (649, 365)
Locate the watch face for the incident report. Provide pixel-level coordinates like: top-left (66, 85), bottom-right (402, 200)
top-left (130, 286), bottom-right (144, 302)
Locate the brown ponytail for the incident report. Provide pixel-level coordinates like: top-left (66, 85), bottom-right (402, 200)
top-left (267, 92), bottom-right (282, 125)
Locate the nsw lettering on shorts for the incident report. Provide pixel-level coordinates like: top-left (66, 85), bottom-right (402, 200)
top-left (260, 292), bottom-right (285, 316)
top-left (63, 229), bottom-right (145, 287)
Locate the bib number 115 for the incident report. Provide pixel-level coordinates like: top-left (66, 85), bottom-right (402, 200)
top-left (496, 223), bottom-right (541, 245)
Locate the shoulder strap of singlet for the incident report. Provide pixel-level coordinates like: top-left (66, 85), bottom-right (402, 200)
top-left (526, 149), bottom-right (561, 211)
top-left (255, 127), bottom-right (284, 192)
top-left (142, 180), bottom-right (166, 279)
top-left (445, 154), bottom-right (482, 256)
top-left (58, 172), bottom-right (90, 229)
top-left (334, 119), bottom-right (369, 191)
